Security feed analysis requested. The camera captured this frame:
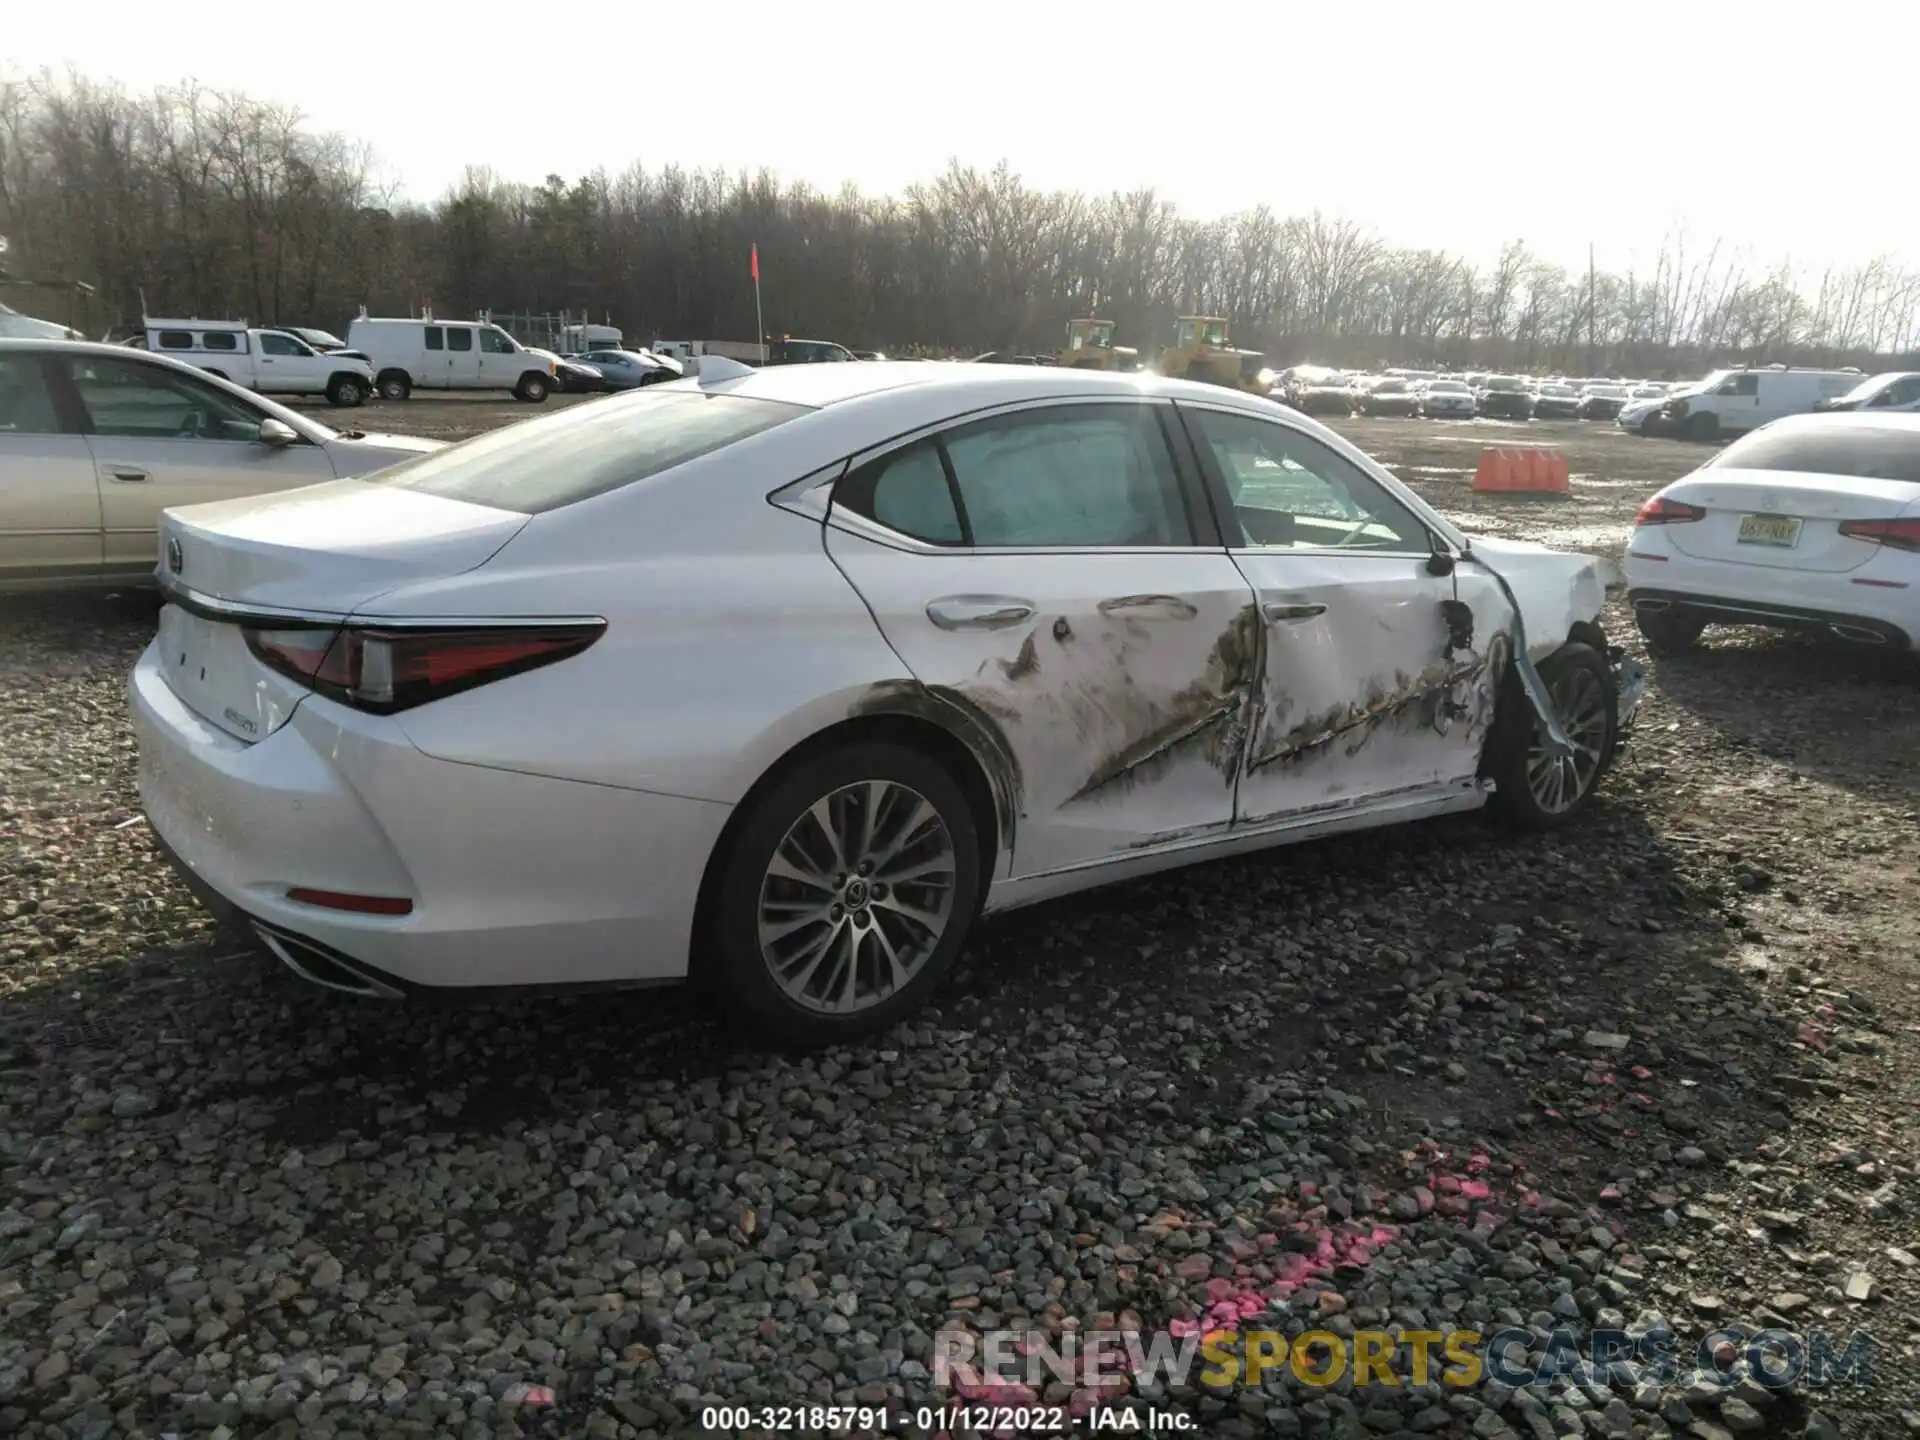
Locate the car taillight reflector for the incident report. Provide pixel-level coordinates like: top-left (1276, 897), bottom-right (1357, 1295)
top-left (286, 888), bottom-right (414, 915)
top-left (1837, 517), bottom-right (1920, 552)
top-left (243, 622), bottom-right (603, 713)
top-left (1635, 496), bottom-right (1706, 526)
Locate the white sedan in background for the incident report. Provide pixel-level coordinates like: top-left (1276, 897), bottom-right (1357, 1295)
top-left (133, 360), bottom-right (1642, 1045)
top-left (1625, 412), bottom-right (1920, 653)
top-left (0, 340), bottom-right (440, 591)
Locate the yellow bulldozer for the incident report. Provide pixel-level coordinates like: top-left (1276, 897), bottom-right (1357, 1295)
top-left (1156, 315), bottom-right (1274, 393)
top-left (1056, 317), bottom-right (1140, 371)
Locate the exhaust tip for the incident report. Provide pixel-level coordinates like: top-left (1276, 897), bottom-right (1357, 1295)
top-left (254, 926), bottom-right (403, 999)
top-left (1829, 623), bottom-right (1888, 645)
top-left (1633, 597), bottom-right (1672, 612)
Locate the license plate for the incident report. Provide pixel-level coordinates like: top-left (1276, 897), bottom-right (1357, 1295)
top-left (1737, 513), bottom-right (1801, 547)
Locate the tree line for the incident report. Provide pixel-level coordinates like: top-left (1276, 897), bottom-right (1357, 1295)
top-left (4, 70), bottom-right (1918, 375)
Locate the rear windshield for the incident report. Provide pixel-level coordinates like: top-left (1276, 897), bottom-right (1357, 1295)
top-left (1708, 425), bottom-right (1920, 485)
top-left (369, 390), bottom-right (810, 512)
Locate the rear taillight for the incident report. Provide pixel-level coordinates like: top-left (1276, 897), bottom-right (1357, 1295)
top-left (243, 623), bottom-right (603, 713)
top-left (1837, 517), bottom-right (1920, 552)
top-left (1635, 495), bottom-right (1706, 526)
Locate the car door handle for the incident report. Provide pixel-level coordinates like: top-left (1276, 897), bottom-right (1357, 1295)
top-left (926, 596), bottom-right (1036, 631)
top-left (1262, 600), bottom-right (1327, 622)
top-left (105, 467), bottom-right (149, 484)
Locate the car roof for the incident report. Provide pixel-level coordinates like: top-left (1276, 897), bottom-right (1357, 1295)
top-left (1757, 410), bottom-right (1920, 434)
top-left (693, 359), bottom-right (1271, 411)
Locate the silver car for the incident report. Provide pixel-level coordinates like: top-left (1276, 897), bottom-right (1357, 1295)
top-left (0, 339), bottom-right (440, 591)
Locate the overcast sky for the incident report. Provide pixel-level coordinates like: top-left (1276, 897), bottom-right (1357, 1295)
top-left (10, 2), bottom-right (1917, 277)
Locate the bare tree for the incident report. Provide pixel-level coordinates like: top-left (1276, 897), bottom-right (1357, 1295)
top-left (3, 68), bottom-right (1915, 370)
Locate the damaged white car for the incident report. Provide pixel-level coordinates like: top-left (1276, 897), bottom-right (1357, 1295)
top-left (132, 361), bottom-right (1644, 1044)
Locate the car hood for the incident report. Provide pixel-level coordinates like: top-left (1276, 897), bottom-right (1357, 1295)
top-left (1466, 535), bottom-right (1615, 661)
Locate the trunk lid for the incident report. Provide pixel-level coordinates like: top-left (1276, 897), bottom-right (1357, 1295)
top-left (1662, 468), bottom-right (1920, 573)
top-left (157, 480), bottom-right (530, 742)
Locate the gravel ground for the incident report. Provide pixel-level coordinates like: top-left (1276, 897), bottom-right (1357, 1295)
top-left (3, 406), bottom-right (1916, 1440)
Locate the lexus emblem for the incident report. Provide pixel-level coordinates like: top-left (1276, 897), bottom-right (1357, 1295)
top-left (166, 535), bottom-right (183, 574)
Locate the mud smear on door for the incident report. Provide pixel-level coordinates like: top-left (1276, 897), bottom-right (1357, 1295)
top-left (851, 600), bottom-right (1263, 830)
top-left (1248, 636), bottom-right (1505, 774)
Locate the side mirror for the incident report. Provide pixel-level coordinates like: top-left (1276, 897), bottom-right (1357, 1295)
top-left (258, 417), bottom-right (299, 448)
top-left (1425, 543), bottom-right (1456, 577)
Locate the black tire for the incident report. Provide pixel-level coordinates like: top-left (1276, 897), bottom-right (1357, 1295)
top-left (1685, 411), bottom-right (1718, 442)
top-left (326, 374), bottom-right (367, 407)
top-left (708, 741), bottom-right (984, 1046)
top-left (377, 371), bottom-right (412, 402)
top-left (1488, 642), bottom-right (1618, 832)
top-left (1635, 607), bottom-right (1706, 654)
top-left (515, 372), bottom-right (551, 403)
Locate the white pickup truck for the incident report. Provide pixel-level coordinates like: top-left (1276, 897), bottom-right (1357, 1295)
top-left (143, 318), bottom-right (376, 406)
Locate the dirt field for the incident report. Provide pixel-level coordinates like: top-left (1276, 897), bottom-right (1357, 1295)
top-left (4, 399), bottom-right (1916, 1438)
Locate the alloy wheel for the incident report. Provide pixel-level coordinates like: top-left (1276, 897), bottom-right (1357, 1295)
top-left (1525, 665), bottom-right (1609, 815)
top-left (756, 780), bottom-right (958, 1014)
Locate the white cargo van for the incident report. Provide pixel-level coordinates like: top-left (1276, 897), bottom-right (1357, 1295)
top-left (144, 318), bottom-right (376, 406)
top-left (558, 322), bottom-right (623, 354)
top-left (1650, 365), bottom-right (1863, 440)
top-left (344, 317), bottom-right (558, 402)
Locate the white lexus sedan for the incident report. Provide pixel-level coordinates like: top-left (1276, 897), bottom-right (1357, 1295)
top-left (1625, 412), bottom-right (1920, 655)
top-left (132, 361), bottom-right (1643, 1044)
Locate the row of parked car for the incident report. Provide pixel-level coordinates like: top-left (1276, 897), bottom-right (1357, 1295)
top-left (1278, 367), bottom-right (1680, 422)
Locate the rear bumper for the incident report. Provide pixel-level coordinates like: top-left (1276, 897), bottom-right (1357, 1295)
top-left (132, 640), bottom-right (731, 992)
top-left (1628, 587), bottom-right (1912, 649)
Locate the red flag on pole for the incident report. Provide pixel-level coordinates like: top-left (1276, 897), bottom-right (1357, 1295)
top-left (750, 244), bottom-right (760, 282)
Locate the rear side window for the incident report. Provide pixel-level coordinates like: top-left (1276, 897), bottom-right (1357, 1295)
top-left (838, 404), bottom-right (1193, 548)
top-left (1708, 426), bottom-right (1920, 484)
top-left (424, 327), bottom-right (444, 352)
top-left (446, 327), bottom-right (473, 352)
top-left (202, 331), bottom-right (239, 352)
top-left (369, 391), bottom-right (811, 513)
top-left (156, 331), bottom-right (193, 350)
top-left (0, 354), bottom-right (63, 434)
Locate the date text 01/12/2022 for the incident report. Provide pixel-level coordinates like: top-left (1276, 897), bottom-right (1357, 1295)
top-left (698, 1403), bottom-right (1197, 1431)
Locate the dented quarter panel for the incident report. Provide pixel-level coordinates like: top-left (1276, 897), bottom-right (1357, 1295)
top-left (1228, 550), bottom-right (1514, 821)
top-left (822, 525), bottom-right (1259, 876)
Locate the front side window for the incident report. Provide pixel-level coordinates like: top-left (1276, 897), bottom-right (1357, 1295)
top-left (371, 391), bottom-right (809, 513)
top-left (1188, 408), bottom-right (1428, 552)
top-left (0, 354), bottom-right (63, 434)
top-left (1717, 373), bottom-right (1759, 397)
top-left (258, 332), bottom-right (305, 357)
top-left (446, 327), bottom-right (474, 353)
top-left (64, 356), bottom-right (266, 441)
top-left (1876, 376), bottom-right (1920, 406)
top-left (479, 327), bottom-right (517, 355)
